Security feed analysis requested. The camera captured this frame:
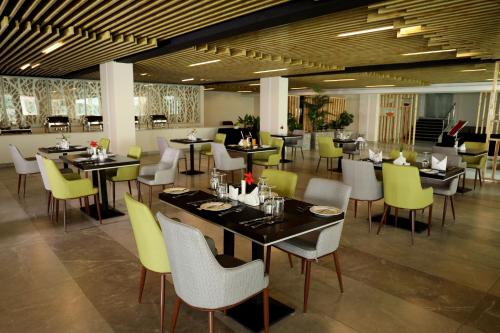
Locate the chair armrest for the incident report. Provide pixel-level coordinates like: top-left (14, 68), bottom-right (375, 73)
top-left (154, 167), bottom-right (176, 184)
top-left (222, 259), bottom-right (268, 302)
top-left (139, 164), bottom-right (158, 176)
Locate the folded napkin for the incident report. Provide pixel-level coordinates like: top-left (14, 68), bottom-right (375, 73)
top-left (187, 134), bottom-right (197, 141)
top-left (238, 139), bottom-right (245, 146)
top-left (393, 155), bottom-right (407, 165)
top-left (356, 136), bottom-right (365, 142)
top-left (432, 155), bottom-right (447, 171)
top-left (369, 149), bottom-right (383, 163)
top-left (238, 187), bottom-right (259, 206)
top-left (458, 143), bottom-right (466, 152)
top-left (228, 185), bottom-right (239, 200)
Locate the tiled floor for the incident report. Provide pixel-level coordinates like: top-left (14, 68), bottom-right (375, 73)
top-left (1, 145), bottom-right (499, 333)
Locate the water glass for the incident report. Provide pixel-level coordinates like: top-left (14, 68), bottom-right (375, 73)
top-left (217, 182), bottom-right (228, 201)
top-left (258, 184), bottom-right (270, 205)
top-left (263, 198), bottom-right (274, 216)
top-left (210, 169), bottom-right (220, 191)
top-left (421, 152), bottom-right (431, 168)
top-left (273, 196), bottom-right (285, 220)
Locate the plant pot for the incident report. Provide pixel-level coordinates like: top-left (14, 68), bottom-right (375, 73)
top-left (310, 132), bottom-right (317, 150)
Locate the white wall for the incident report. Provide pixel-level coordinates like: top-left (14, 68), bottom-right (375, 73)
top-left (204, 91), bottom-right (259, 127)
top-left (453, 93), bottom-right (480, 125)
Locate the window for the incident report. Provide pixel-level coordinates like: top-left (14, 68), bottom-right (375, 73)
top-left (20, 95), bottom-right (39, 115)
top-left (85, 97), bottom-right (100, 115)
top-left (134, 96), bottom-right (147, 116)
top-left (50, 98), bottom-right (67, 115)
top-left (3, 94), bottom-right (17, 124)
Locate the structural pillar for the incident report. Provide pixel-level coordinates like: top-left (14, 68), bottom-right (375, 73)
top-left (358, 94), bottom-right (381, 142)
top-left (100, 61), bottom-right (136, 155)
top-left (260, 76), bottom-right (288, 135)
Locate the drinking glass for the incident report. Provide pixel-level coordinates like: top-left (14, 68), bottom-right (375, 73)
top-left (263, 198), bottom-right (274, 216)
top-left (210, 169), bottom-right (220, 192)
top-left (258, 184), bottom-right (270, 205)
top-left (217, 182), bottom-right (228, 201)
top-left (273, 196), bottom-right (285, 220)
top-left (421, 152), bottom-right (430, 168)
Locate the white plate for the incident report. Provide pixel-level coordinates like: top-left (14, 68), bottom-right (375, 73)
top-left (74, 146), bottom-right (85, 149)
top-left (261, 145), bottom-right (271, 148)
top-left (163, 187), bottom-right (190, 194)
top-left (421, 169), bottom-right (439, 174)
top-left (309, 206), bottom-right (343, 217)
top-left (74, 157), bottom-right (90, 162)
top-left (199, 202), bottom-right (232, 211)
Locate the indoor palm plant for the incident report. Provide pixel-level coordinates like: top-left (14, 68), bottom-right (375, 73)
top-left (304, 89), bottom-right (330, 149)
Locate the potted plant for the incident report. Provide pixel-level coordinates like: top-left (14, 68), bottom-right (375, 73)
top-left (329, 111), bottom-right (354, 137)
top-left (287, 114), bottom-right (300, 133)
top-left (304, 89), bottom-right (330, 149)
top-left (237, 114), bottom-right (260, 137)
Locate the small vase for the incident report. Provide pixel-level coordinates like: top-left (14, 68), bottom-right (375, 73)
top-left (91, 147), bottom-right (98, 159)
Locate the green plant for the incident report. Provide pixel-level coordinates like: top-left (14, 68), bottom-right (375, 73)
top-left (304, 88), bottom-right (330, 131)
top-left (288, 115), bottom-right (300, 132)
top-left (237, 114), bottom-right (260, 131)
top-left (329, 111), bottom-right (354, 130)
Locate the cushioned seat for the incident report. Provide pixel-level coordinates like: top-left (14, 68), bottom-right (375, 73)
top-left (254, 138), bottom-right (283, 169)
top-left (316, 136), bottom-right (343, 172)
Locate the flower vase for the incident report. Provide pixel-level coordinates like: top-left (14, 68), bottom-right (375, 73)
top-left (91, 147), bottom-right (98, 159)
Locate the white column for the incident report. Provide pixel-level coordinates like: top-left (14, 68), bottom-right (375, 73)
top-left (260, 76), bottom-right (288, 135)
top-left (100, 61), bottom-right (136, 155)
top-left (358, 94), bottom-right (380, 142)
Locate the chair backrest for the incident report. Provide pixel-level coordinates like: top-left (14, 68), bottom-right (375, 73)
top-left (292, 129), bottom-right (304, 144)
top-left (159, 147), bottom-right (180, 170)
top-left (157, 137), bottom-right (168, 156)
top-left (43, 158), bottom-right (71, 199)
top-left (463, 141), bottom-right (488, 165)
top-left (271, 138), bottom-right (284, 156)
top-left (214, 133), bottom-right (226, 144)
top-left (432, 146), bottom-right (458, 156)
top-left (9, 144), bottom-right (38, 174)
top-left (36, 154), bottom-right (51, 191)
top-left (261, 169), bottom-right (298, 197)
top-left (259, 131), bottom-right (271, 145)
top-left (382, 163), bottom-right (427, 209)
top-left (303, 178), bottom-right (351, 257)
top-left (99, 138), bottom-right (110, 150)
top-left (389, 149), bottom-right (417, 163)
top-left (124, 193), bottom-right (170, 273)
top-left (342, 142), bottom-right (358, 153)
top-left (342, 159), bottom-right (382, 201)
top-left (156, 212), bottom-right (226, 309)
top-left (116, 145), bottom-right (142, 179)
top-left (211, 142), bottom-right (231, 168)
top-left (317, 136), bottom-right (335, 156)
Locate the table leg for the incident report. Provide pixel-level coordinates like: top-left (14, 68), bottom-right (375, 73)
top-left (247, 154), bottom-right (253, 173)
top-left (280, 138), bottom-right (293, 163)
top-left (181, 143), bottom-right (204, 175)
top-left (63, 152), bottom-right (69, 169)
top-left (252, 242), bottom-right (264, 260)
top-left (223, 229), bottom-right (234, 256)
top-left (82, 169), bottom-right (125, 220)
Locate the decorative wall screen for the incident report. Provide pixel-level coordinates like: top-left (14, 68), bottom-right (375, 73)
top-left (134, 83), bottom-right (201, 127)
top-left (378, 94), bottom-right (418, 145)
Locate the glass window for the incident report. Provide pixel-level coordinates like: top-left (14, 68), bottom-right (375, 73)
top-left (85, 97), bottom-right (100, 115)
top-left (75, 98), bottom-right (86, 117)
top-left (134, 96), bottom-right (147, 116)
top-left (20, 95), bottom-right (39, 116)
top-left (50, 98), bottom-right (67, 115)
top-left (4, 94), bottom-right (17, 124)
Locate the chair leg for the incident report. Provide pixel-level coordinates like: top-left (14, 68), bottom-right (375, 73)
top-left (265, 246), bottom-right (271, 274)
top-left (333, 251), bottom-right (344, 293)
top-left (128, 180), bottom-right (132, 194)
top-left (47, 191), bottom-right (52, 216)
top-left (303, 260), bottom-right (312, 313)
top-left (160, 274), bottom-right (165, 333)
top-left (478, 169), bottom-right (482, 187)
top-left (208, 311), bottom-right (214, 333)
top-left (428, 204), bottom-right (433, 236)
top-left (17, 174), bottom-right (21, 196)
top-left (367, 201), bottom-right (373, 233)
top-left (207, 155), bottom-right (210, 171)
top-left (198, 153), bottom-right (202, 170)
top-left (94, 194), bottom-right (102, 224)
top-left (149, 185), bottom-right (153, 208)
top-left (442, 197), bottom-right (448, 227)
top-left (56, 199), bottom-right (60, 224)
top-left (301, 259), bottom-right (305, 274)
top-left (23, 174), bottom-right (27, 198)
top-left (112, 181), bottom-right (116, 208)
top-left (450, 196), bottom-right (456, 220)
top-left (395, 208), bottom-right (399, 228)
top-left (137, 181), bottom-right (141, 201)
top-left (300, 147), bottom-right (304, 160)
top-left (138, 266), bottom-right (147, 303)
top-left (263, 288), bottom-right (270, 333)
top-left (287, 254), bottom-right (294, 268)
top-left (316, 157), bottom-right (322, 172)
top-left (184, 158), bottom-right (187, 173)
top-left (410, 210), bottom-right (415, 245)
top-left (170, 296), bottom-right (182, 333)
top-left (474, 169), bottom-right (478, 189)
top-left (377, 204), bottom-right (389, 235)
top-left (63, 200), bottom-right (67, 232)
top-left (84, 197), bottom-right (90, 214)
top-left (354, 200), bottom-right (358, 218)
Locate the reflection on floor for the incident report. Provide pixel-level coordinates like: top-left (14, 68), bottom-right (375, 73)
top-left (1, 144), bottom-right (499, 333)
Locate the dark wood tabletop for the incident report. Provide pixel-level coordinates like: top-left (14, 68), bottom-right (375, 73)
top-left (271, 134), bottom-right (303, 139)
top-left (333, 138), bottom-right (355, 144)
top-left (226, 144), bottom-right (277, 154)
top-left (170, 138), bottom-right (213, 144)
top-left (60, 153), bottom-right (140, 171)
top-left (159, 190), bottom-right (343, 246)
top-left (367, 159), bottom-right (464, 181)
top-left (38, 145), bottom-right (88, 154)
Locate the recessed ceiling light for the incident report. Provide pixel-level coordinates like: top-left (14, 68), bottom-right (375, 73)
top-left (456, 51), bottom-right (482, 58)
top-left (253, 68), bottom-right (287, 74)
top-left (338, 25), bottom-right (393, 37)
top-left (323, 78), bottom-right (356, 82)
top-left (486, 78), bottom-right (499, 81)
top-left (249, 83), bottom-right (260, 86)
top-left (204, 87), bottom-right (215, 91)
top-left (365, 84), bottom-right (396, 88)
top-left (181, 78), bottom-right (194, 82)
top-left (398, 25), bottom-right (423, 37)
top-left (140, 73), bottom-right (149, 76)
top-left (402, 49), bottom-right (456, 56)
top-left (237, 90), bottom-right (252, 93)
top-left (20, 63), bottom-right (30, 70)
top-left (290, 87), bottom-right (308, 90)
top-left (31, 63), bottom-right (40, 68)
top-left (189, 59), bottom-right (221, 67)
top-left (41, 41), bottom-right (64, 54)
top-left (459, 69), bottom-right (487, 72)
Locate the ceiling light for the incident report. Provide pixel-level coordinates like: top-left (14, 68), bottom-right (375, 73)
top-left (486, 79), bottom-right (499, 81)
top-left (459, 69), bottom-right (487, 72)
top-left (402, 49), bottom-right (456, 56)
top-left (365, 84), bottom-right (396, 88)
top-left (204, 87), bottom-right (215, 91)
top-left (398, 25), bottom-right (423, 37)
top-left (41, 41), bottom-right (64, 54)
top-left (237, 90), bottom-right (252, 93)
top-left (290, 87), bottom-right (308, 90)
top-left (253, 68), bottom-right (287, 74)
top-left (140, 73), bottom-right (149, 76)
top-left (20, 63), bottom-right (30, 70)
top-left (338, 25), bottom-right (393, 37)
top-left (189, 59), bottom-right (221, 67)
top-left (31, 63), bottom-right (40, 68)
top-left (249, 83), bottom-right (260, 86)
top-left (456, 51), bottom-right (482, 58)
top-left (181, 78), bottom-right (194, 82)
top-left (323, 78), bottom-right (356, 82)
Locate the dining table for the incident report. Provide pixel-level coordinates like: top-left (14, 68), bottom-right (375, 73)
top-left (271, 133), bottom-right (303, 163)
top-left (159, 190), bottom-right (344, 331)
top-left (39, 145), bottom-right (88, 168)
top-left (170, 138), bottom-right (213, 175)
top-left (226, 144), bottom-right (277, 173)
top-left (60, 154), bottom-right (140, 219)
top-left (333, 138), bottom-right (355, 146)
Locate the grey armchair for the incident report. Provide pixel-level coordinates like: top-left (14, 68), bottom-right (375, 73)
top-left (342, 159), bottom-right (383, 232)
top-left (286, 129), bottom-right (304, 160)
top-left (270, 178), bottom-right (351, 312)
top-left (157, 213), bottom-right (269, 333)
top-left (342, 142), bottom-right (360, 159)
top-left (157, 136), bottom-right (187, 173)
top-left (137, 147), bottom-right (180, 207)
top-left (9, 144), bottom-right (39, 197)
top-left (211, 143), bottom-right (245, 183)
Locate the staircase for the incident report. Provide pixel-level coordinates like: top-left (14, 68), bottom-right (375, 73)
top-left (415, 117), bottom-right (445, 142)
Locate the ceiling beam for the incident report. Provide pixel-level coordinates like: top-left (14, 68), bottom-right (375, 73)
top-left (63, 0), bottom-right (380, 78)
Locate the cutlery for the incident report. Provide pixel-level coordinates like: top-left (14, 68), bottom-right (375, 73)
top-left (251, 219), bottom-right (277, 229)
top-left (218, 206), bottom-right (244, 216)
top-left (187, 199), bottom-right (213, 206)
top-left (239, 216), bottom-right (269, 225)
top-left (172, 190), bottom-right (199, 198)
top-left (296, 205), bottom-right (313, 212)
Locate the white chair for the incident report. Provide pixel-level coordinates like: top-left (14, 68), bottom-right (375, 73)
top-left (342, 142), bottom-right (360, 159)
top-left (270, 178), bottom-right (351, 312)
top-left (156, 213), bottom-right (269, 333)
top-left (286, 129), bottom-right (304, 160)
top-left (157, 137), bottom-right (187, 173)
top-left (9, 144), bottom-right (39, 197)
top-left (137, 147), bottom-right (180, 207)
top-left (342, 159), bottom-right (383, 232)
top-left (211, 143), bottom-right (245, 183)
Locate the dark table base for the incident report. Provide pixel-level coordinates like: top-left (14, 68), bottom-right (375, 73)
top-left (180, 170), bottom-right (205, 175)
top-left (372, 214), bottom-right (428, 233)
top-left (81, 204), bottom-right (124, 220)
top-left (280, 159), bottom-right (293, 163)
top-left (227, 294), bottom-right (294, 332)
top-left (457, 187), bottom-right (472, 194)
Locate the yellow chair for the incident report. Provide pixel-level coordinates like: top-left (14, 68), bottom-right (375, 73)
top-left (254, 138), bottom-right (283, 169)
top-left (389, 149), bottom-right (417, 163)
top-left (198, 133), bottom-right (226, 170)
top-left (260, 131), bottom-right (271, 145)
top-left (316, 136), bottom-right (343, 172)
top-left (261, 169), bottom-right (298, 198)
top-left (378, 163), bottom-right (433, 245)
top-left (124, 193), bottom-right (170, 333)
top-left (99, 138), bottom-right (110, 151)
top-left (107, 145), bottom-right (142, 207)
top-left (462, 141), bottom-right (488, 189)
top-left (43, 157), bottom-right (101, 231)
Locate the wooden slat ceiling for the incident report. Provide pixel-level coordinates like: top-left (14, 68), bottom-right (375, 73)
top-left (0, 0), bottom-right (285, 76)
top-left (126, 0), bottom-right (500, 89)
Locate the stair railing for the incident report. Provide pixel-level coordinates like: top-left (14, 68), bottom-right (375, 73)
top-left (438, 103), bottom-right (456, 143)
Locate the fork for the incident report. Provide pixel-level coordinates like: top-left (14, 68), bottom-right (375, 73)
top-left (218, 206), bottom-right (244, 216)
top-left (296, 205), bottom-right (313, 213)
top-left (251, 219), bottom-right (277, 229)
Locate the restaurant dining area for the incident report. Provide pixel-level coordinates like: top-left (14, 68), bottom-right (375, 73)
top-left (1, 1), bottom-right (500, 333)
